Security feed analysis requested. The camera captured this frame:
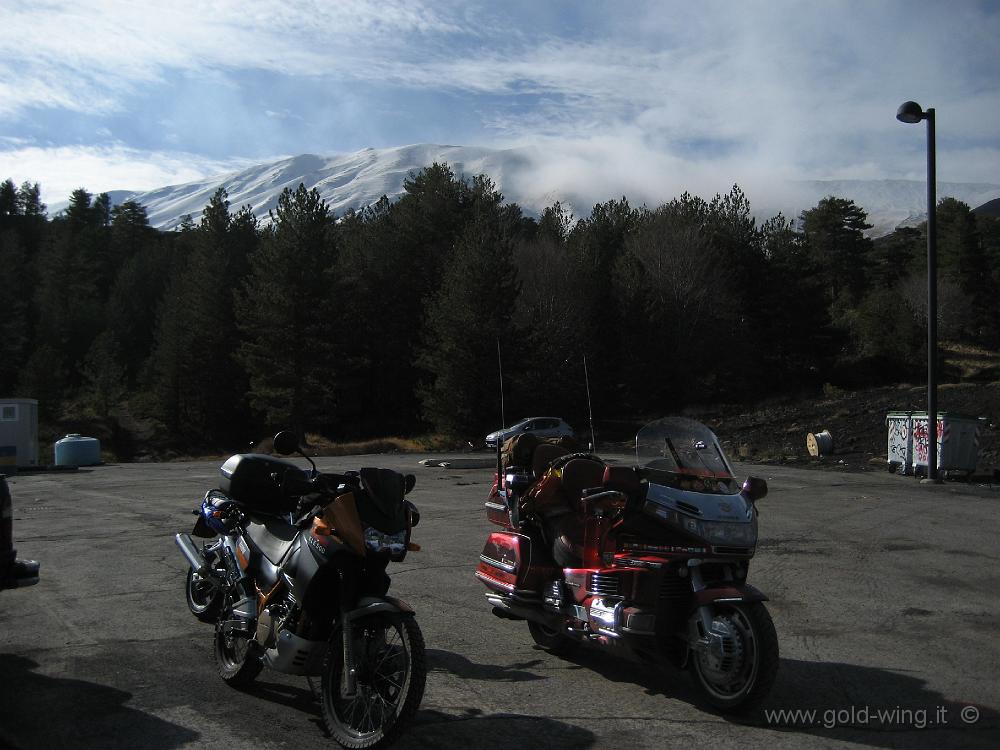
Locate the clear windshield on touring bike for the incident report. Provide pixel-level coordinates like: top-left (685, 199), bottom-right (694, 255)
top-left (635, 417), bottom-right (739, 494)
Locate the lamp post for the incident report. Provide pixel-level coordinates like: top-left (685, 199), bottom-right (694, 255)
top-left (896, 100), bottom-right (940, 483)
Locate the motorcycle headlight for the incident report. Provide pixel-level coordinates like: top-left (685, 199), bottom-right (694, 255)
top-left (364, 527), bottom-right (407, 557)
top-left (695, 518), bottom-right (757, 545)
top-left (643, 500), bottom-right (757, 547)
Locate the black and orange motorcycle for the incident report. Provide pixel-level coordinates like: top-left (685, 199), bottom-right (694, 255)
top-left (175, 431), bottom-right (425, 748)
top-left (475, 417), bottom-right (778, 712)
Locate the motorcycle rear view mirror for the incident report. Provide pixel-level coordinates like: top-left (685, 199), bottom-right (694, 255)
top-left (404, 474), bottom-right (416, 494)
top-left (272, 431), bottom-right (301, 456)
top-left (742, 476), bottom-right (768, 502)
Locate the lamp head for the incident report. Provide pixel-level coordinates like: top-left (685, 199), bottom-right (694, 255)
top-left (896, 101), bottom-right (925, 124)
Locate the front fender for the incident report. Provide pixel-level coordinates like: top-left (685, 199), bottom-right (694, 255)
top-left (694, 582), bottom-right (768, 606)
top-left (343, 595), bottom-right (415, 624)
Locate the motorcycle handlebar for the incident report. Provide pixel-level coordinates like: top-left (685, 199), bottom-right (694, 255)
top-left (275, 469), bottom-right (358, 499)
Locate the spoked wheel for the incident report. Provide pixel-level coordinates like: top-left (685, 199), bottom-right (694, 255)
top-left (527, 620), bottom-right (580, 657)
top-left (213, 609), bottom-right (262, 687)
top-left (320, 616), bottom-right (426, 749)
top-left (688, 602), bottom-right (778, 713)
top-left (185, 567), bottom-right (223, 623)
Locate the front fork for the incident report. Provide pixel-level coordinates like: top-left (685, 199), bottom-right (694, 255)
top-left (687, 560), bottom-right (727, 660)
top-left (338, 599), bottom-right (412, 699)
top-left (217, 536), bottom-right (256, 636)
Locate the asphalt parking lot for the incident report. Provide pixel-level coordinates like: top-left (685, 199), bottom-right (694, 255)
top-left (1, 455), bottom-right (998, 749)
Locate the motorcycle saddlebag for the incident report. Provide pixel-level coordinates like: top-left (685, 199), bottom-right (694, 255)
top-left (219, 454), bottom-right (304, 514)
top-left (476, 531), bottom-right (539, 595)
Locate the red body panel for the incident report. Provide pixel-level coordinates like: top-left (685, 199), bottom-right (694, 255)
top-left (475, 531), bottom-right (557, 595)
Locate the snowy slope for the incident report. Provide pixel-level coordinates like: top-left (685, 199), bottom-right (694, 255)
top-left (66, 144), bottom-right (1000, 236)
top-left (115, 145), bottom-right (534, 231)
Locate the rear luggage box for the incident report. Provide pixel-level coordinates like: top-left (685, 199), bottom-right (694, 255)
top-left (219, 454), bottom-right (304, 514)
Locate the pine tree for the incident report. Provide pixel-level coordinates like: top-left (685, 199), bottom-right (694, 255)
top-left (0, 179), bottom-right (18, 222)
top-left (567, 197), bottom-right (636, 411)
top-left (800, 196), bottom-right (874, 305)
top-left (418, 178), bottom-right (521, 436)
top-left (80, 331), bottom-right (127, 418)
top-left (16, 182), bottom-right (45, 217)
top-left (511, 202), bottom-right (590, 423)
top-left (0, 232), bottom-right (29, 393)
top-left (106, 240), bottom-right (176, 383)
top-left (935, 198), bottom-right (993, 342)
top-left (144, 189), bottom-right (258, 443)
top-left (235, 184), bottom-right (337, 432)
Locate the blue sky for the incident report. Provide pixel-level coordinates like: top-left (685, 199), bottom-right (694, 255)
top-left (1, 0), bottom-right (998, 208)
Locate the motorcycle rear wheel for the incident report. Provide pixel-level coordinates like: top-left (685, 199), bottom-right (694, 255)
top-left (185, 567), bottom-right (222, 623)
top-left (320, 615), bottom-right (426, 749)
top-left (688, 601), bottom-right (778, 713)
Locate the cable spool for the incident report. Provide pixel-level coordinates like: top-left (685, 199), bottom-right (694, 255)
top-left (806, 430), bottom-right (834, 457)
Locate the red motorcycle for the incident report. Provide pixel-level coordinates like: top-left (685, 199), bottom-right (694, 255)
top-left (475, 417), bottom-right (778, 712)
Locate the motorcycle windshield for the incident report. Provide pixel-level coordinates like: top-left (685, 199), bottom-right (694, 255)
top-left (635, 417), bottom-right (739, 494)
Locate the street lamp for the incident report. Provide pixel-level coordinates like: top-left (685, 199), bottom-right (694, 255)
top-left (896, 100), bottom-right (940, 483)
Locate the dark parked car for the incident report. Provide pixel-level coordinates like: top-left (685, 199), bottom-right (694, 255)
top-left (1, 475), bottom-right (39, 591)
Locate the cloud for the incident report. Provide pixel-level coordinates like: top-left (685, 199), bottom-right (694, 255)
top-left (0, 144), bottom-right (253, 207)
top-left (0, 0), bottom-right (997, 196)
top-left (0, 0), bottom-right (469, 117)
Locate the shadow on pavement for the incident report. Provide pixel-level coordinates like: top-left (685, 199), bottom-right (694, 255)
top-left (403, 708), bottom-right (596, 749)
top-left (524, 647), bottom-right (998, 748)
top-left (426, 648), bottom-right (548, 682)
top-left (0, 654), bottom-right (199, 749)
top-left (740, 657), bottom-right (999, 749)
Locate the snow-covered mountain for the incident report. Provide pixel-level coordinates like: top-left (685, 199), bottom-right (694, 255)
top-left (109, 145), bottom-right (537, 231)
top-left (62, 144), bottom-right (1000, 237)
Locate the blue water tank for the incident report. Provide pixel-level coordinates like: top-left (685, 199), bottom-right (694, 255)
top-left (54, 434), bottom-right (102, 466)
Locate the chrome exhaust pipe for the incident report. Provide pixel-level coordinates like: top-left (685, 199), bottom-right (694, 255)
top-left (486, 594), bottom-right (562, 628)
top-left (174, 533), bottom-right (206, 573)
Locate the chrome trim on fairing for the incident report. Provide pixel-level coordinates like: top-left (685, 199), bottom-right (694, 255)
top-left (479, 554), bottom-right (517, 574)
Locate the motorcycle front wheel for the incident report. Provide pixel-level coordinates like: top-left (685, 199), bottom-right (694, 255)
top-left (527, 620), bottom-right (579, 657)
top-left (320, 615), bottom-right (426, 749)
top-left (185, 567), bottom-right (222, 623)
top-left (688, 601), bottom-right (779, 713)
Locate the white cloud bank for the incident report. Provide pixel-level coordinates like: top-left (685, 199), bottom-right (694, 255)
top-left (0, 145), bottom-right (252, 207)
top-left (1, 1), bottom-right (998, 207)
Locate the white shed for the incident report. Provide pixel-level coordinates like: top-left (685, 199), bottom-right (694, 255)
top-left (0, 399), bottom-right (39, 468)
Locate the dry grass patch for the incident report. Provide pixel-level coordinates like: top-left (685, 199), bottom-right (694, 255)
top-left (302, 433), bottom-right (458, 456)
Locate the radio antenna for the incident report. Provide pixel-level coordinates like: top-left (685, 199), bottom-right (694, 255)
top-left (583, 354), bottom-right (596, 451)
top-left (496, 339), bottom-right (505, 491)
top-left (497, 338), bottom-right (506, 430)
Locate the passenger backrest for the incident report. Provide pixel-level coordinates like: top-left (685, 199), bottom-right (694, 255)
top-left (560, 458), bottom-right (607, 511)
top-left (532, 443), bottom-right (570, 478)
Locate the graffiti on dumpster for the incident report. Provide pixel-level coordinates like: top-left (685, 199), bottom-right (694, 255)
top-left (912, 419), bottom-right (945, 465)
top-left (888, 418), bottom-right (910, 464)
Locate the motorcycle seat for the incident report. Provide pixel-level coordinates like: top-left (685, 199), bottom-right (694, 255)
top-left (246, 515), bottom-right (299, 565)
